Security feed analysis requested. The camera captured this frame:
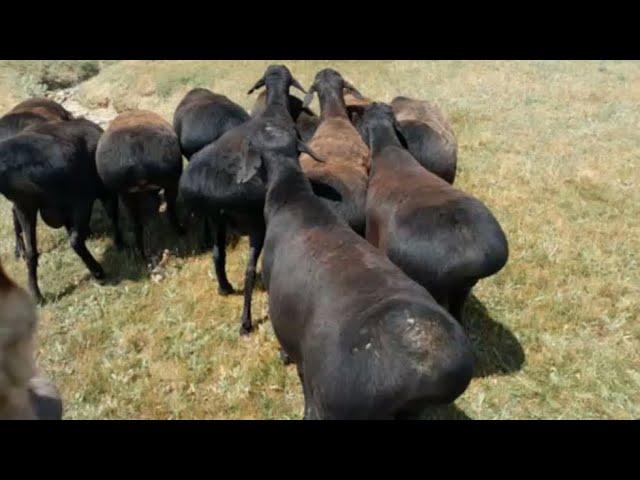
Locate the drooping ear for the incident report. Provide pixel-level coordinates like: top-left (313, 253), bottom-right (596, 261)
top-left (236, 139), bottom-right (263, 184)
top-left (291, 76), bottom-right (307, 94)
top-left (347, 104), bottom-right (366, 127)
top-left (343, 80), bottom-right (364, 100)
top-left (303, 85), bottom-right (316, 109)
top-left (247, 77), bottom-right (266, 95)
top-left (0, 257), bottom-right (14, 289)
top-left (297, 139), bottom-right (326, 163)
top-left (392, 115), bottom-right (409, 149)
top-left (356, 106), bottom-right (373, 149)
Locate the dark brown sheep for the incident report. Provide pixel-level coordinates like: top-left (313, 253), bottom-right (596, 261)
top-left (390, 96), bottom-right (458, 184)
top-left (0, 98), bottom-right (73, 143)
top-left (10, 97), bottom-right (73, 122)
top-left (360, 103), bottom-right (508, 320)
top-left (96, 110), bottom-right (184, 259)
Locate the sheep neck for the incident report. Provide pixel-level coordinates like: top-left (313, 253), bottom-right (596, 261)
top-left (264, 157), bottom-right (313, 221)
top-left (264, 86), bottom-right (292, 119)
top-left (317, 89), bottom-right (348, 121)
top-left (368, 124), bottom-right (403, 157)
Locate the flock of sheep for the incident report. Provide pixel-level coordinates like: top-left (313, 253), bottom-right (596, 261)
top-left (0, 64), bottom-right (508, 420)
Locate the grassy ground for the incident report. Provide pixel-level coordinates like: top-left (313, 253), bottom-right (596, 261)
top-left (1, 60), bottom-right (638, 419)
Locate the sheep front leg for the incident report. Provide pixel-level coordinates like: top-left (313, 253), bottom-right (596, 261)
top-left (239, 229), bottom-right (264, 336)
top-left (164, 183), bottom-right (186, 236)
top-left (12, 204), bottom-right (25, 259)
top-left (69, 205), bottom-right (105, 280)
top-left (101, 193), bottom-right (124, 250)
top-left (211, 215), bottom-right (234, 296)
top-left (122, 193), bottom-right (147, 260)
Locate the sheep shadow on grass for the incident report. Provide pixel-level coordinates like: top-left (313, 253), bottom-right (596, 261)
top-left (462, 294), bottom-right (525, 378)
top-left (412, 403), bottom-right (472, 420)
top-left (90, 197), bottom-right (214, 284)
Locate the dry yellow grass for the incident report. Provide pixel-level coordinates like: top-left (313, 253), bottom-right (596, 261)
top-left (0, 60), bottom-right (638, 419)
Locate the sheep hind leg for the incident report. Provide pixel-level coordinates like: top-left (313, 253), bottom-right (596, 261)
top-left (101, 194), bottom-right (125, 250)
top-left (164, 183), bottom-right (186, 236)
top-left (12, 205), bottom-right (25, 259)
top-left (200, 217), bottom-right (213, 249)
top-left (238, 228), bottom-right (264, 336)
top-left (297, 365), bottom-right (320, 420)
top-left (123, 193), bottom-right (147, 261)
top-left (211, 215), bottom-right (234, 295)
top-left (68, 205), bottom-right (105, 280)
top-left (14, 204), bottom-right (43, 304)
top-left (279, 348), bottom-right (293, 365)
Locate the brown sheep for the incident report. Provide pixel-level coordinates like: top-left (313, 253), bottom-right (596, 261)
top-left (0, 260), bottom-right (62, 420)
top-left (300, 69), bottom-right (370, 235)
top-left (9, 97), bottom-right (73, 122)
top-left (390, 96), bottom-right (458, 184)
top-left (0, 98), bottom-right (73, 143)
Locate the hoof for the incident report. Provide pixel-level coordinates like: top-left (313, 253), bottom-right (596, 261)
top-left (239, 324), bottom-right (252, 336)
top-left (218, 284), bottom-right (235, 296)
top-left (33, 293), bottom-right (45, 306)
top-left (92, 268), bottom-right (106, 280)
top-left (280, 349), bottom-right (293, 365)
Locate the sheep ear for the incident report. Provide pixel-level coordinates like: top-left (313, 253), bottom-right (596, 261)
top-left (237, 141), bottom-right (262, 183)
top-left (343, 80), bottom-right (364, 100)
top-left (291, 77), bottom-right (307, 94)
top-left (303, 87), bottom-right (316, 109)
top-left (247, 77), bottom-right (266, 95)
top-left (393, 119), bottom-right (409, 149)
top-left (0, 258), bottom-right (12, 288)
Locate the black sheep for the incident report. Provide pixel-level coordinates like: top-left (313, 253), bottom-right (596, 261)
top-left (235, 121), bottom-right (473, 419)
top-left (251, 90), bottom-right (319, 142)
top-left (0, 118), bottom-right (116, 302)
top-left (173, 88), bottom-right (250, 160)
top-left (179, 65), bottom-right (307, 335)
